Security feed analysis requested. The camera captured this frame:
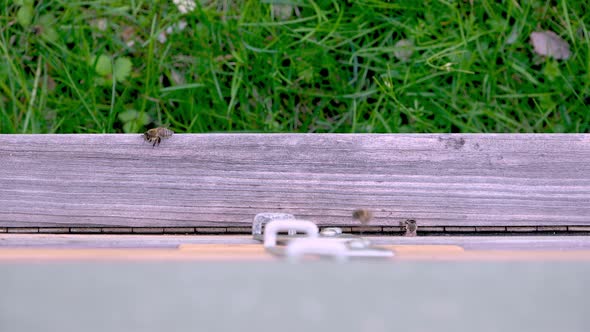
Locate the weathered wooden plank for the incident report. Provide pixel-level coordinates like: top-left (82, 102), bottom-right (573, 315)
top-left (445, 226), bottom-right (476, 232)
top-left (507, 226), bottom-right (538, 232)
top-left (537, 226), bottom-right (568, 232)
top-left (101, 227), bottom-right (133, 233)
top-left (70, 227), bottom-right (101, 233)
top-left (163, 227), bottom-right (196, 234)
top-left (6, 228), bottom-right (38, 233)
top-left (38, 228), bottom-right (69, 233)
top-left (475, 226), bottom-right (507, 232)
top-left (416, 226), bottom-right (445, 232)
top-left (195, 227), bottom-right (227, 234)
top-left (224, 227), bottom-right (254, 233)
top-left (1, 134), bottom-right (590, 227)
top-left (132, 227), bottom-right (164, 234)
top-left (351, 226), bottom-right (382, 233)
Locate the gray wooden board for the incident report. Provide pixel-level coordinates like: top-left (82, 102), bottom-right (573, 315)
top-left (2, 234), bottom-right (590, 250)
top-left (1, 262), bottom-right (589, 332)
top-left (1, 134), bottom-right (590, 228)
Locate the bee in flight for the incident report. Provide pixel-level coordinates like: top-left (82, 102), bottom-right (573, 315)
top-left (143, 127), bottom-right (174, 147)
top-left (352, 208), bottom-right (373, 236)
top-left (352, 208), bottom-right (373, 225)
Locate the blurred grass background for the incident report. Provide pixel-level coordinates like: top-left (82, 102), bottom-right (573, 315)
top-left (0, 0), bottom-right (589, 134)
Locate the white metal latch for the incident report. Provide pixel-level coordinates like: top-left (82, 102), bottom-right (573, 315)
top-left (253, 213), bottom-right (393, 261)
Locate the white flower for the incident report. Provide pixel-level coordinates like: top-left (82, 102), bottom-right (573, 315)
top-left (160, 20), bottom-right (188, 44)
top-left (177, 20), bottom-right (188, 30)
top-left (166, 20), bottom-right (188, 34)
top-left (157, 31), bottom-right (167, 44)
top-left (442, 62), bottom-right (453, 71)
top-left (173, 0), bottom-right (196, 14)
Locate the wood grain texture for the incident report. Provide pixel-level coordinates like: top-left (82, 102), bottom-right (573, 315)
top-left (1, 134), bottom-right (590, 227)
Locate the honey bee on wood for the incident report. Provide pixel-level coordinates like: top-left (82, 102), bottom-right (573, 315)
top-left (352, 208), bottom-right (373, 225)
top-left (143, 127), bottom-right (174, 147)
top-left (400, 219), bottom-right (417, 237)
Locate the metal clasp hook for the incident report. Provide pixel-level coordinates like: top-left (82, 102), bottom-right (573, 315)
top-left (259, 218), bottom-right (394, 261)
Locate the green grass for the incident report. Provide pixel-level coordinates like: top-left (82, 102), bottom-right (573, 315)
top-left (1, 0), bottom-right (589, 133)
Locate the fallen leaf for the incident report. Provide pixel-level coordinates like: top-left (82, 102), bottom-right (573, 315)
top-left (530, 30), bottom-right (571, 60)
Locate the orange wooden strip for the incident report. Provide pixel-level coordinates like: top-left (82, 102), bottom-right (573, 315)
top-left (0, 247), bottom-right (272, 262)
top-left (2, 244), bottom-right (590, 262)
